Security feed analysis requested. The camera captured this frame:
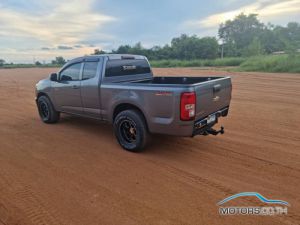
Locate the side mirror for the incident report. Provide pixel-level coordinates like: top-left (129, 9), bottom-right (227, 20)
top-left (50, 73), bottom-right (58, 81)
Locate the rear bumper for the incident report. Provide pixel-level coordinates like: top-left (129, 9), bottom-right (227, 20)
top-left (192, 107), bottom-right (229, 136)
top-left (148, 106), bottom-right (229, 137)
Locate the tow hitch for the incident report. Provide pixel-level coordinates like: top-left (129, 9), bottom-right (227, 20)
top-left (203, 126), bottom-right (224, 136)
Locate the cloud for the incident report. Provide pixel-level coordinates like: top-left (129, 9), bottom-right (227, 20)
top-left (1, 0), bottom-right (299, 63)
top-left (0, 0), bottom-right (116, 47)
top-left (41, 47), bottom-right (51, 51)
top-left (0, 0), bottom-right (117, 62)
top-left (183, 0), bottom-right (300, 29)
top-left (57, 45), bottom-right (73, 50)
top-left (2, 45), bottom-right (99, 64)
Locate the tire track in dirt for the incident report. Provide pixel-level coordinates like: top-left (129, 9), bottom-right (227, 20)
top-left (148, 160), bottom-right (299, 225)
top-left (150, 159), bottom-right (236, 195)
top-left (0, 202), bottom-right (10, 225)
top-left (0, 168), bottom-right (66, 225)
top-left (0, 68), bottom-right (299, 225)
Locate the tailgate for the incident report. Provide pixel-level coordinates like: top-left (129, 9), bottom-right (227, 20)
top-left (194, 77), bottom-right (232, 120)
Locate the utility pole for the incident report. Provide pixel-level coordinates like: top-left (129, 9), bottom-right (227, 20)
top-left (221, 42), bottom-right (224, 59)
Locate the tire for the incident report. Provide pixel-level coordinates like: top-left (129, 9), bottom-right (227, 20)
top-left (114, 110), bottom-right (149, 152)
top-left (37, 96), bottom-right (60, 124)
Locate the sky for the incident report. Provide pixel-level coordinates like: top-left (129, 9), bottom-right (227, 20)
top-left (0, 0), bottom-right (300, 63)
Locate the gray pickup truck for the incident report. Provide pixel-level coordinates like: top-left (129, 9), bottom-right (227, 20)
top-left (36, 54), bottom-right (232, 152)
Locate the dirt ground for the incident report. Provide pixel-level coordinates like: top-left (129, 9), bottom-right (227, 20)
top-left (0, 67), bottom-right (299, 225)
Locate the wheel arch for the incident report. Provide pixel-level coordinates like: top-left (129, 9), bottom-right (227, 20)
top-left (36, 92), bottom-right (58, 111)
top-left (37, 92), bottom-right (49, 99)
top-left (113, 103), bottom-right (149, 130)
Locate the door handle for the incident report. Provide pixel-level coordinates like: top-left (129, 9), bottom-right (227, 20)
top-left (72, 85), bottom-right (79, 89)
top-left (213, 84), bottom-right (221, 93)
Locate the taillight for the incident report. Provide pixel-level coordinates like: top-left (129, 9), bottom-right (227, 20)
top-left (180, 92), bottom-right (196, 121)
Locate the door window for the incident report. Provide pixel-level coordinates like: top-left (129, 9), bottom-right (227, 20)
top-left (82, 62), bottom-right (98, 80)
top-left (60, 63), bottom-right (81, 81)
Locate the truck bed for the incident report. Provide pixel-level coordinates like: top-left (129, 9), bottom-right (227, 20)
top-left (132, 76), bottom-right (222, 85)
top-left (109, 75), bottom-right (232, 123)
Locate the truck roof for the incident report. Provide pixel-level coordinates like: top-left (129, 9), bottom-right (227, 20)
top-left (67, 54), bottom-right (147, 64)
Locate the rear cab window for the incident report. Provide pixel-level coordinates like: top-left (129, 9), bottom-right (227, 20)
top-left (105, 59), bottom-right (151, 77)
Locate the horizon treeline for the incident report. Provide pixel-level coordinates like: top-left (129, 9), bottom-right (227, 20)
top-left (1, 13), bottom-right (300, 67)
top-left (93, 13), bottom-right (300, 60)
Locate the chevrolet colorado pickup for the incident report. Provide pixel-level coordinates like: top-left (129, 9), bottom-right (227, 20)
top-left (35, 54), bottom-right (232, 152)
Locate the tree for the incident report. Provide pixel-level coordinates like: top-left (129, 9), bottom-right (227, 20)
top-left (52, 56), bottom-right (66, 65)
top-left (258, 27), bottom-right (284, 54)
top-left (218, 13), bottom-right (265, 56)
top-left (0, 59), bottom-right (5, 67)
top-left (275, 22), bottom-right (300, 55)
top-left (113, 45), bottom-right (132, 54)
top-left (150, 44), bottom-right (174, 60)
top-left (130, 42), bottom-right (145, 55)
top-left (35, 61), bottom-right (42, 66)
top-left (244, 37), bottom-right (263, 56)
top-left (170, 34), bottom-right (218, 59)
top-left (218, 14), bottom-right (300, 56)
top-left (196, 37), bottom-right (219, 59)
top-left (89, 17), bottom-right (300, 60)
top-left (110, 35), bottom-right (218, 60)
top-left (171, 34), bottom-right (196, 59)
top-left (113, 42), bottom-right (149, 57)
top-left (93, 49), bottom-right (106, 55)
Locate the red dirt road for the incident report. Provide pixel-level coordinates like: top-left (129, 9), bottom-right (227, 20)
top-left (0, 68), bottom-right (299, 225)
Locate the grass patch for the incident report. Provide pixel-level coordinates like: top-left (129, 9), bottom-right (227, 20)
top-left (0, 64), bottom-right (61, 69)
top-left (237, 54), bottom-right (300, 73)
top-left (150, 57), bottom-right (246, 68)
top-left (151, 55), bottom-right (300, 73)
